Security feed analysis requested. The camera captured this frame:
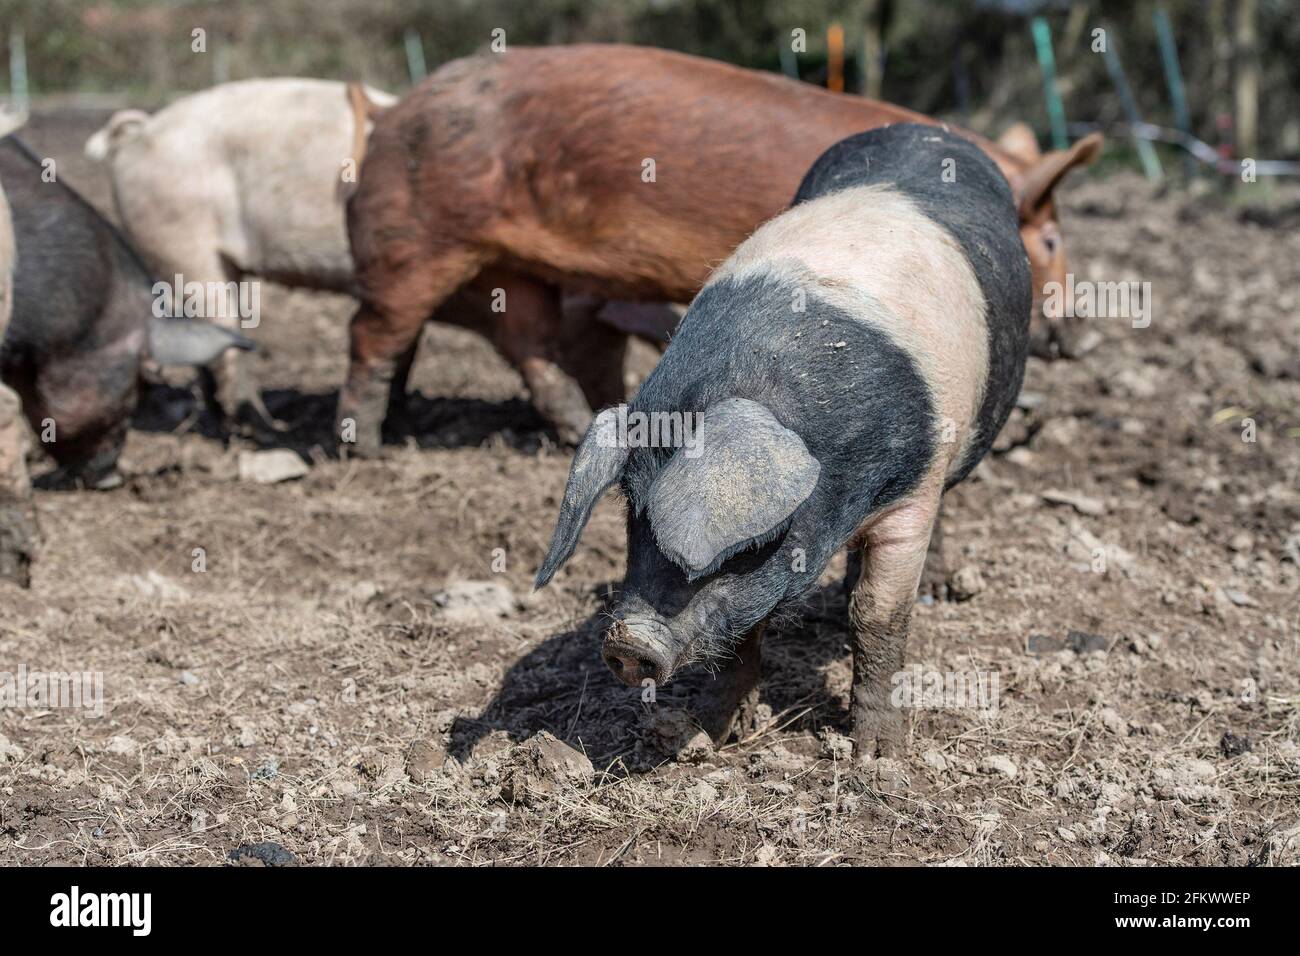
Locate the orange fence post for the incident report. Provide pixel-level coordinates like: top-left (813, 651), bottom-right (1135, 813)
top-left (827, 23), bottom-right (844, 92)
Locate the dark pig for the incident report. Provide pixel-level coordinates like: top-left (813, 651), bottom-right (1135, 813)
top-left (0, 172), bottom-right (36, 585)
top-left (535, 125), bottom-right (1031, 761)
top-left (0, 136), bottom-right (252, 489)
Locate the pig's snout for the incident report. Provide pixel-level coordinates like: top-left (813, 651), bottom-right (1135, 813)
top-left (602, 618), bottom-right (674, 687)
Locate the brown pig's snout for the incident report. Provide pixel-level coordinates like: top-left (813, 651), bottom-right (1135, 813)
top-left (602, 619), bottom-right (673, 687)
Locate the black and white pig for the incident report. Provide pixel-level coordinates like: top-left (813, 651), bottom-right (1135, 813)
top-left (0, 135), bottom-right (252, 490)
top-left (534, 124), bottom-right (1030, 761)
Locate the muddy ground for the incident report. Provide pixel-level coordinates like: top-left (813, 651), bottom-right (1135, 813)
top-left (1, 108), bottom-right (1298, 866)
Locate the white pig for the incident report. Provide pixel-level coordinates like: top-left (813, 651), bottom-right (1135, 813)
top-left (86, 78), bottom-right (397, 427)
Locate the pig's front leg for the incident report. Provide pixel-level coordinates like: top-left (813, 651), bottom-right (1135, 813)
top-left (848, 497), bottom-right (939, 762)
top-left (693, 624), bottom-right (765, 745)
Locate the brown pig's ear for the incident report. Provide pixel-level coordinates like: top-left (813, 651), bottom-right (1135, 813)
top-left (534, 410), bottom-right (629, 589)
top-left (1012, 132), bottom-right (1104, 220)
top-left (997, 122), bottom-right (1043, 164)
top-left (647, 398), bottom-right (821, 581)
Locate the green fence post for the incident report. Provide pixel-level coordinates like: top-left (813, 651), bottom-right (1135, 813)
top-left (1031, 17), bottom-right (1068, 150)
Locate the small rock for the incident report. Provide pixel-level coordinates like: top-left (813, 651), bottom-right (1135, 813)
top-left (1268, 822), bottom-right (1300, 865)
top-left (1004, 447), bottom-right (1038, 468)
top-left (1099, 707), bottom-right (1129, 735)
top-left (691, 780), bottom-right (719, 803)
top-left (1220, 588), bottom-right (1257, 608)
top-left (948, 564), bottom-right (985, 601)
top-left (1227, 532), bottom-right (1255, 554)
top-left (980, 755), bottom-right (1018, 778)
top-left (867, 757), bottom-right (909, 793)
top-left (406, 738), bottom-right (448, 783)
top-left (1027, 633), bottom-right (1064, 656)
top-left (922, 749), bottom-right (949, 772)
top-left (103, 735), bottom-right (139, 756)
top-left (1065, 522), bottom-right (1138, 576)
top-left (129, 570), bottom-right (191, 601)
top-left (1041, 488), bottom-right (1107, 517)
top-left (178, 670), bottom-right (200, 686)
top-left (237, 449), bottom-right (309, 484)
top-left (0, 732), bottom-right (25, 762)
top-left (431, 580), bottom-right (517, 623)
top-left (818, 729), bottom-right (854, 762)
top-left (1219, 732), bottom-right (1251, 758)
top-left (754, 844), bottom-right (781, 867)
top-left (227, 841), bottom-right (296, 866)
top-left (348, 580), bottom-right (381, 604)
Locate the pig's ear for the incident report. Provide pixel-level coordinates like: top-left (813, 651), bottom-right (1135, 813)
top-left (1011, 132), bottom-right (1103, 219)
top-left (648, 398), bottom-right (820, 580)
top-left (534, 409), bottom-right (629, 589)
top-left (996, 122), bottom-right (1042, 165)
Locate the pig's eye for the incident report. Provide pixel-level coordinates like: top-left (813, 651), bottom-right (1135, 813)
top-left (1041, 227), bottom-right (1060, 257)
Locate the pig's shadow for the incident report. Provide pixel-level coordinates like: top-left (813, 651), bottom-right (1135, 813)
top-left (133, 381), bottom-right (554, 454)
top-left (449, 576), bottom-right (857, 768)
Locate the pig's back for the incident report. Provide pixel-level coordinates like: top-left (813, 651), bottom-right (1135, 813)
top-left (382, 46), bottom-right (986, 301)
top-left (0, 137), bottom-right (149, 359)
top-left (116, 79), bottom-right (364, 287)
top-left (711, 125), bottom-right (1029, 484)
top-left (793, 125), bottom-right (1029, 480)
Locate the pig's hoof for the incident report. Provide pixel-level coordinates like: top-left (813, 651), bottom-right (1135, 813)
top-left (694, 702), bottom-right (741, 746)
top-left (232, 401), bottom-right (286, 440)
top-left (380, 410), bottom-right (414, 446)
top-left (553, 417), bottom-right (589, 448)
top-left (89, 469), bottom-right (125, 491)
top-left (857, 756), bottom-right (909, 793)
top-left (0, 549), bottom-right (32, 588)
top-left (338, 424), bottom-right (384, 459)
top-left (0, 506), bottom-right (38, 588)
top-left (852, 715), bottom-right (903, 764)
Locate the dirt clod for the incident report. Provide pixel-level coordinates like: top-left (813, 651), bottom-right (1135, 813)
top-left (499, 732), bottom-right (594, 804)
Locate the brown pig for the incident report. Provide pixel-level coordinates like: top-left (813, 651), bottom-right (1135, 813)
top-left (342, 44), bottom-right (1101, 455)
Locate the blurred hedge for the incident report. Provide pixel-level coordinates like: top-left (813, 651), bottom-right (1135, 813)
top-left (1, 0), bottom-right (1296, 157)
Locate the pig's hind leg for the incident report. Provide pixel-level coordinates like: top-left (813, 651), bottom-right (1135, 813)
top-left (137, 225), bottom-right (269, 435)
top-left (489, 273), bottom-right (599, 446)
top-left (916, 503), bottom-right (954, 601)
top-left (848, 494), bottom-right (941, 762)
top-left (340, 246), bottom-right (483, 457)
